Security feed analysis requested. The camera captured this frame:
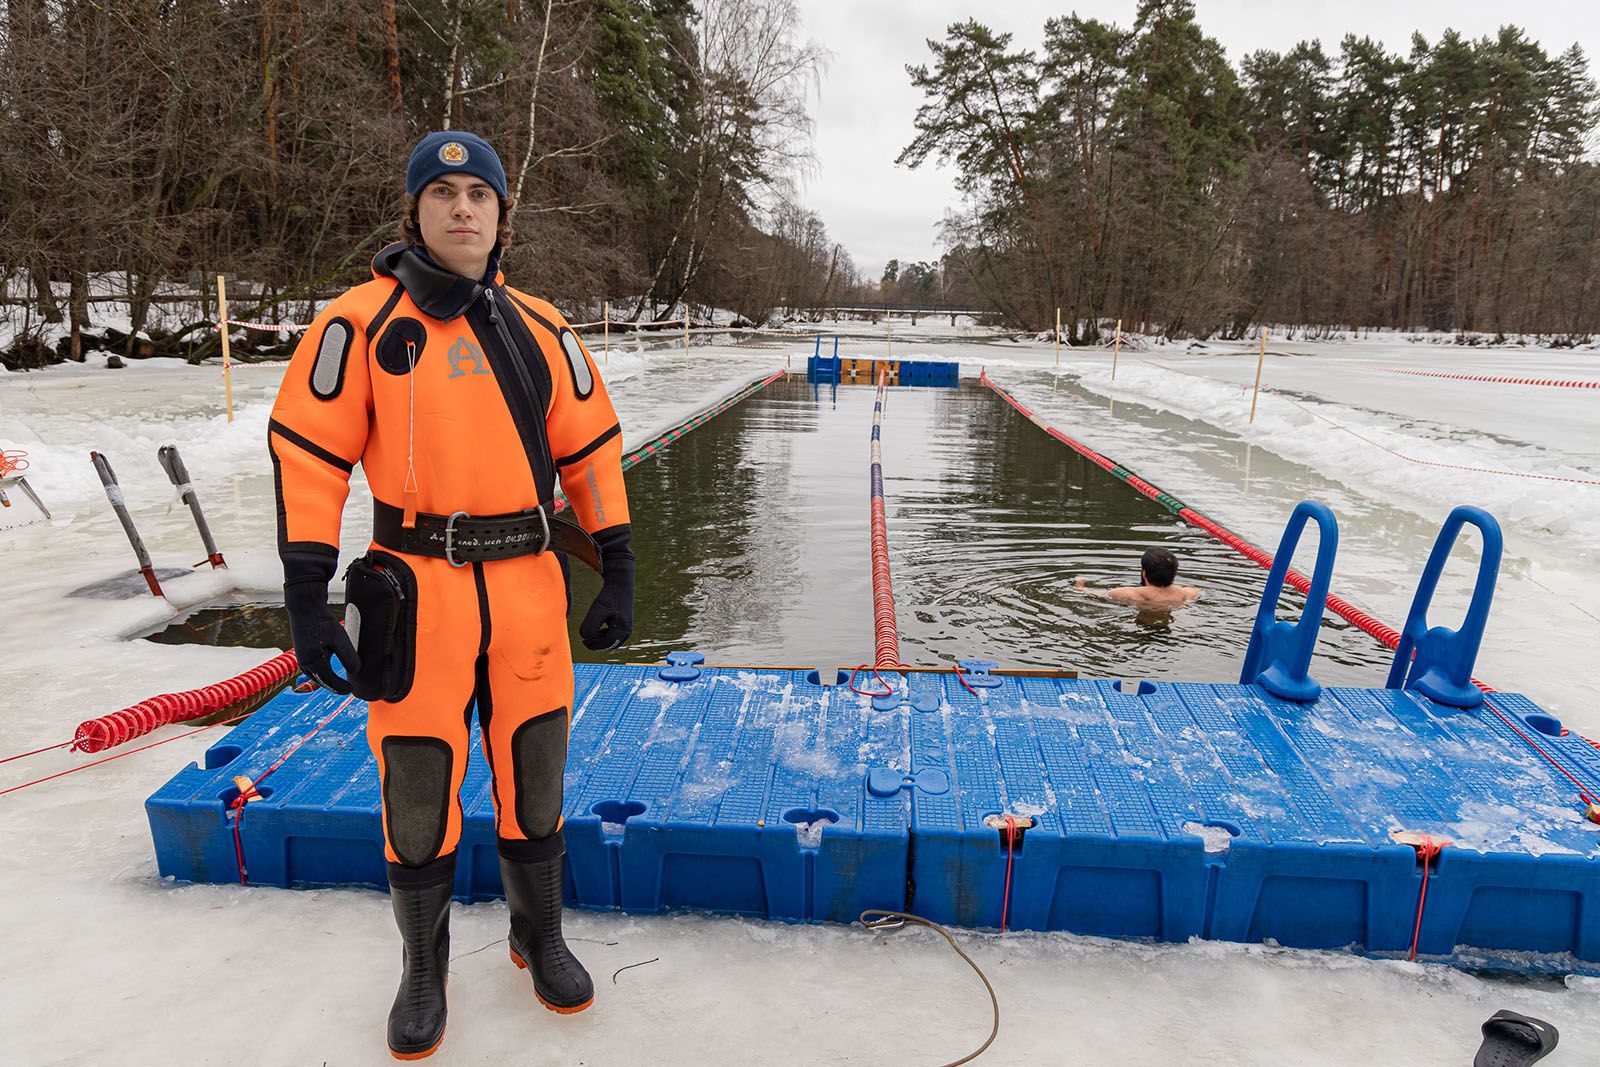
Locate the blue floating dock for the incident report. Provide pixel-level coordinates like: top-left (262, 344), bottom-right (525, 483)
top-left (148, 662), bottom-right (1600, 973)
top-left (147, 662), bottom-right (916, 924)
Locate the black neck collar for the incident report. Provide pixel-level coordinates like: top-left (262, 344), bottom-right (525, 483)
top-left (372, 242), bottom-right (491, 321)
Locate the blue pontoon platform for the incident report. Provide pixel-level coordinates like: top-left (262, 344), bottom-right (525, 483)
top-left (148, 658), bottom-right (1600, 974)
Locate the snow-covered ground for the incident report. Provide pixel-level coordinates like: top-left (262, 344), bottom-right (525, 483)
top-left (2, 330), bottom-right (1597, 1065)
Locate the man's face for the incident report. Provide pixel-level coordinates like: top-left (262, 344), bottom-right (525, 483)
top-left (417, 174), bottom-right (499, 271)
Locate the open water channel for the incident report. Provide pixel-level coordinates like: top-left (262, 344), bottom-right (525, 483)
top-left (153, 376), bottom-right (1394, 688)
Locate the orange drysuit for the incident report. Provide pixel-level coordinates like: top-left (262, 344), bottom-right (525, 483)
top-left (269, 242), bottom-right (629, 871)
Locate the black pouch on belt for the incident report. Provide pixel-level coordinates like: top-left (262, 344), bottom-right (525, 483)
top-left (342, 550), bottom-right (419, 703)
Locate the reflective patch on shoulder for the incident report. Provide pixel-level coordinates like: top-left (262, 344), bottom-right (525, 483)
top-left (559, 328), bottom-right (594, 400)
top-left (311, 317), bottom-right (353, 400)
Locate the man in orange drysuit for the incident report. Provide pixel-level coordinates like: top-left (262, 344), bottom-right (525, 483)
top-left (269, 131), bottom-right (632, 1059)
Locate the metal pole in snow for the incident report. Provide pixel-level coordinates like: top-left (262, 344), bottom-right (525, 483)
top-left (217, 275), bottom-right (234, 423)
top-left (603, 300), bottom-right (609, 364)
top-left (6, 476), bottom-right (51, 519)
top-left (157, 445), bottom-right (225, 568)
top-left (683, 304), bottom-right (689, 357)
top-left (1055, 307), bottom-right (1061, 367)
top-left (1111, 318), bottom-right (1123, 380)
top-left (90, 451), bottom-right (163, 597)
top-left (1250, 327), bottom-right (1267, 423)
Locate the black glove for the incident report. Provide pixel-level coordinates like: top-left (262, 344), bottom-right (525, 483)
top-left (284, 560), bottom-right (361, 693)
top-left (580, 525), bottom-right (635, 651)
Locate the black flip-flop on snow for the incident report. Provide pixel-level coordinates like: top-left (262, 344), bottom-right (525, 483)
top-left (1475, 1010), bottom-right (1559, 1066)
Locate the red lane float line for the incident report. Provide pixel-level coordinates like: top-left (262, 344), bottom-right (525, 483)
top-left (72, 651), bottom-right (301, 753)
top-left (869, 372), bottom-right (902, 670)
top-left (979, 372), bottom-right (1600, 805)
top-left (1378, 367), bottom-right (1600, 390)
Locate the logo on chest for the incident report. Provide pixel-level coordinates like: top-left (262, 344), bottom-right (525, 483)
top-left (446, 337), bottom-right (493, 379)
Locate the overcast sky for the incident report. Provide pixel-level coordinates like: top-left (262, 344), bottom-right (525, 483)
top-left (791, 0), bottom-right (1600, 279)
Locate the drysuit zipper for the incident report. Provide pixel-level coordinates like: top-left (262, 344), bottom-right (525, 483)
top-left (482, 287), bottom-right (558, 499)
top-left (485, 289), bottom-right (534, 401)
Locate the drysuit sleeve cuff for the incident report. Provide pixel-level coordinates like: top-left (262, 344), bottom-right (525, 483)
top-left (591, 524), bottom-right (633, 569)
top-left (282, 542), bottom-right (339, 587)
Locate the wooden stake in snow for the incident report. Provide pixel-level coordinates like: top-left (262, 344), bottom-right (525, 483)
top-left (603, 300), bottom-right (610, 364)
top-left (1111, 318), bottom-right (1123, 381)
top-left (683, 305), bottom-right (689, 356)
top-left (217, 275), bottom-right (234, 423)
top-left (1250, 327), bottom-right (1267, 423)
top-left (1054, 307), bottom-right (1061, 367)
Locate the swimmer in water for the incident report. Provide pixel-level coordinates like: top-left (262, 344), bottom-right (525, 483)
top-left (1075, 546), bottom-right (1201, 610)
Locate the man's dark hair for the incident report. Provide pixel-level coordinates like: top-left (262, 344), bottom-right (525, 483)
top-left (1141, 546), bottom-right (1179, 587)
top-left (399, 192), bottom-right (516, 249)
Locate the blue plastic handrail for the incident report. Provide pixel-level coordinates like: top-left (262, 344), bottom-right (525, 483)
top-left (1240, 500), bottom-right (1339, 703)
top-left (1386, 505), bottom-right (1502, 708)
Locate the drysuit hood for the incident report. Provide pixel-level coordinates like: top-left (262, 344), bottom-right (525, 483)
top-left (371, 241), bottom-right (504, 321)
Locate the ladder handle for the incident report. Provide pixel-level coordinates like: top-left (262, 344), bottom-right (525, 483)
top-left (1386, 505), bottom-right (1502, 690)
top-left (1240, 500), bottom-right (1339, 687)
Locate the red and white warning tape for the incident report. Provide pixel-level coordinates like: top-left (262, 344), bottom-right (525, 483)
top-left (1377, 367), bottom-right (1600, 390)
top-left (225, 320), bottom-right (309, 333)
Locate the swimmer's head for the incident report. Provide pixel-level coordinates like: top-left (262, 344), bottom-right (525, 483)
top-left (1141, 547), bottom-right (1179, 587)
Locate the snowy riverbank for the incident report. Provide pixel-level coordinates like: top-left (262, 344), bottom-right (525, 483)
top-left (2, 337), bottom-right (1597, 1064)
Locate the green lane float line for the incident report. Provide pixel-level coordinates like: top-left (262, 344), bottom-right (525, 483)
top-left (554, 368), bottom-right (788, 513)
top-left (622, 369), bottom-right (788, 471)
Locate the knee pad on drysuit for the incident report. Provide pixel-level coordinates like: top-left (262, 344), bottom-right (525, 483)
top-left (509, 708), bottom-right (569, 840)
top-left (382, 736), bottom-right (454, 868)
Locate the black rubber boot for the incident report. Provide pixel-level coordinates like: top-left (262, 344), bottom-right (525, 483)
top-left (386, 857), bottom-right (454, 1059)
top-left (500, 833), bottom-right (594, 1013)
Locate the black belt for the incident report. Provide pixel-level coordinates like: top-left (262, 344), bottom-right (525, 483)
top-left (373, 499), bottom-right (601, 572)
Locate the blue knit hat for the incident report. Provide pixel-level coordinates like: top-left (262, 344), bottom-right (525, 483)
top-left (406, 131), bottom-right (508, 198)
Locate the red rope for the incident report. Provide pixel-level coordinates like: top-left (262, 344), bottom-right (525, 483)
top-left (0, 710), bottom-right (255, 799)
top-left (230, 696), bottom-right (354, 884)
top-left (848, 664), bottom-right (895, 698)
top-left (0, 448), bottom-right (30, 477)
top-left (1000, 815), bottom-right (1019, 933)
top-left (0, 740), bottom-right (73, 766)
top-left (1407, 837), bottom-right (1447, 961)
top-left (1283, 396), bottom-right (1600, 486)
top-left (1481, 701), bottom-right (1598, 807)
top-left (953, 662), bottom-right (980, 697)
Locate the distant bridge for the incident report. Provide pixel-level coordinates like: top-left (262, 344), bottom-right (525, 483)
top-left (807, 303), bottom-right (1004, 322)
